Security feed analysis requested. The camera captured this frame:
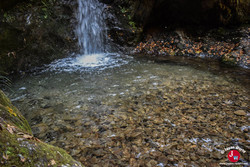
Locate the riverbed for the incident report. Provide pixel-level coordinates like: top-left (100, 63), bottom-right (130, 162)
top-left (5, 53), bottom-right (249, 166)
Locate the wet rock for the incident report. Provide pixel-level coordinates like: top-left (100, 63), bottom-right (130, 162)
top-left (177, 162), bottom-right (185, 167)
top-left (158, 156), bottom-right (168, 165)
top-left (40, 102), bottom-right (51, 109)
top-left (71, 149), bottom-right (81, 156)
top-left (166, 155), bottom-right (175, 161)
top-left (0, 90), bottom-right (83, 167)
top-left (94, 149), bottom-right (106, 157)
top-left (190, 153), bottom-right (198, 161)
top-left (32, 123), bottom-right (48, 138)
top-left (210, 152), bottom-right (223, 160)
top-left (0, 0), bottom-right (77, 73)
top-left (146, 159), bottom-right (157, 167)
top-left (234, 110), bottom-right (246, 116)
top-left (207, 162), bottom-right (220, 167)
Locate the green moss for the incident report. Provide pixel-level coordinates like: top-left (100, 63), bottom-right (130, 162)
top-left (0, 90), bottom-right (84, 167)
top-left (0, 90), bottom-right (32, 133)
top-left (0, 126), bottom-right (82, 167)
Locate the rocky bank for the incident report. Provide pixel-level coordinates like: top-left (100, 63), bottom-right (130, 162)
top-left (0, 90), bottom-right (84, 166)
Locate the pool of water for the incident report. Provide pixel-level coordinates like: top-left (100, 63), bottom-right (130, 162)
top-left (5, 53), bottom-right (249, 166)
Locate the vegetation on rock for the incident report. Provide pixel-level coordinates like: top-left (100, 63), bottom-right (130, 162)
top-left (0, 0), bottom-right (77, 74)
top-left (0, 90), bottom-right (84, 167)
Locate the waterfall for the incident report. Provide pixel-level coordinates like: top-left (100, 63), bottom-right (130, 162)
top-left (76, 0), bottom-right (106, 55)
top-left (45, 0), bottom-right (129, 71)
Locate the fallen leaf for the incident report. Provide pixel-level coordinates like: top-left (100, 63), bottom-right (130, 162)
top-left (7, 124), bottom-right (16, 134)
top-left (22, 134), bottom-right (33, 139)
top-left (50, 159), bottom-right (56, 165)
top-left (3, 153), bottom-right (8, 160)
top-left (6, 106), bottom-right (17, 116)
top-left (19, 154), bottom-right (26, 162)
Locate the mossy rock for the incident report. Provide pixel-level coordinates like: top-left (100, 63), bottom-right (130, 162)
top-left (0, 90), bottom-right (84, 167)
top-left (0, 90), bottom-right (31, 133)
top-left (0, 0), bottom-right (77, 73)
top-left (0, 124), bottom-right (83, 167)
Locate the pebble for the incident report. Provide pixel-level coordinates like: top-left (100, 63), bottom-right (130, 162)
top-left (234, 110), bottom-right (246, 116)
top-left (9, 56), bottom-right (249, 166)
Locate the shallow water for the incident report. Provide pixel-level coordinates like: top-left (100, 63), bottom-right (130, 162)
top-left (5, 53), bottom-right (250, 166)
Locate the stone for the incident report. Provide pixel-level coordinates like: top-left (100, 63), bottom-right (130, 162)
top-left (0, 90), bottom-right (83, 167)
top-left (146, 160), bottom-right (157, 167)
top-left (166, 155), bottom-right (174, 161)
top-left (32, 123), bottom-right (49, 138)
top-left (234, 110), bottom-right (246, 116)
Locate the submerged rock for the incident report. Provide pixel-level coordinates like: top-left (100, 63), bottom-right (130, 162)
top-left (0, 90), bottom-right (84, 167)
top-left (234, 110), bottom-right (246, 116)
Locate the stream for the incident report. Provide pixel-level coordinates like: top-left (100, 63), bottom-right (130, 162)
top-left (5, 54), bottom-right (250, 166)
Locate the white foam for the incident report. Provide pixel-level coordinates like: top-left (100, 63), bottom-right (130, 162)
top-left (74, 54), bottom-right (111, 67)
top-left (43, 53), bottom-right (131, 73)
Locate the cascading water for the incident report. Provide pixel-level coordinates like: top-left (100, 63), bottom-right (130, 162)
top-left (76, 0), bottom-right (106, 55)
top-left (42, 0), bottom-right (129, 72)
top-left (56, 0), bottom-right (129, 69)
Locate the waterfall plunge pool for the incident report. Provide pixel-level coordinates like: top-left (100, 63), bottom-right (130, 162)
top-left (5, 54), bottom-right (250, 166)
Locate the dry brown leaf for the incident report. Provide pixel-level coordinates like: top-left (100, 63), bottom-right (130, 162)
top-left (20, 156), bottom-right (26, 162)
top-left (7, 124), bottom-right (16, 134)
top-left (22, 134), bottom-right (33, 139)
top-left (3, 153), bottom-right (8, 160)
top-left (50, 159), bottom-right (56, 165)
top-left (17, 132), bottom-right (41, 141)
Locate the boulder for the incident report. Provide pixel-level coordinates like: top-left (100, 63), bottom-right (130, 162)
top-left (0, 0), bottom-right (77, 73)
top-left (0, 90), bottom-right (84, 167)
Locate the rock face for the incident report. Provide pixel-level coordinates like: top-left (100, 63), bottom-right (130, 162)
top-left (102, 0), bottom-right (143, 50)
top-left (105, 0), bottom-right (249, 28)
top-left (0, 0), bottom-right (77, 73)
top-left (0, 90), bottom-right (84, 167)
top-left (0, 0), bottom-right (26, 10)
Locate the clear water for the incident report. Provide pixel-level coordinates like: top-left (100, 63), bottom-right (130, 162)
top-left (6, 55), bottom-right (249, 166)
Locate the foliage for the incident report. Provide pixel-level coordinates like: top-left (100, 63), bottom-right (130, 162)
top-left (129, 21), bottom-right (137, 30)
top-left (41, 0), bottom-right (56, 19)
top-left (119, 6), bottom-right (137, 31)
top-left (119, 6), bottom-right (129, 14)
top-left (3, 12), bottom-right (15, 23)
